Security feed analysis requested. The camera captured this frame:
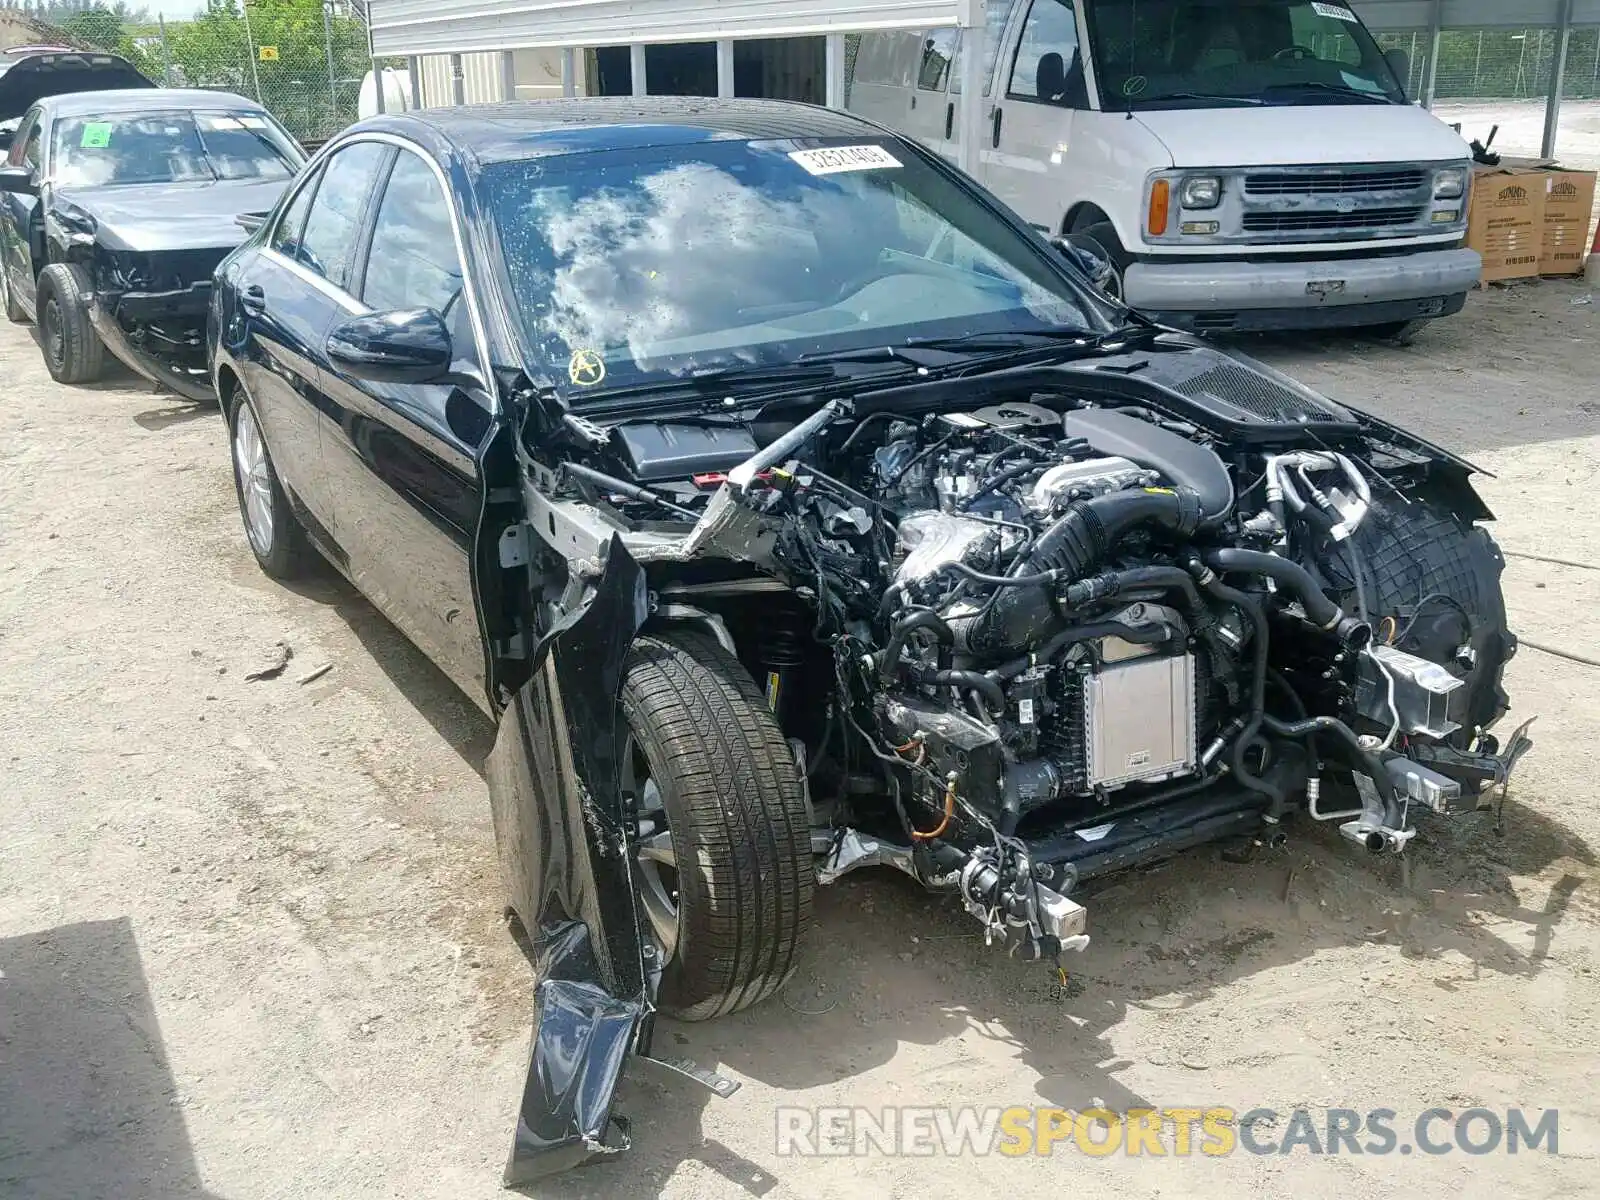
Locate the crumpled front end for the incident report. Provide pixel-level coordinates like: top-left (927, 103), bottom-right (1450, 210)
top-left (87, 247), bottom-right (225, 401)
top-left (485, 536), bottom-right (657, 1184)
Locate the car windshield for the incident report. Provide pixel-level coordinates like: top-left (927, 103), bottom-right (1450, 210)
top-left (1084, 0), bottom-right (1405, 109)
top-left (51, 110), bottom-right (300, 187)
top-left (483, 137), bottom-right (1100, 398)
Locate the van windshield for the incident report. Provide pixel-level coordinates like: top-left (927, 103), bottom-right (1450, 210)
top-left (1083, 0), bottom-right (1406, 110)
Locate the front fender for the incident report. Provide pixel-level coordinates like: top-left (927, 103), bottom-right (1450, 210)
top-left (485, 535), bottom-right (653, 1183)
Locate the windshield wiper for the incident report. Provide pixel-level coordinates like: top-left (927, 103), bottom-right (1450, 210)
top-left (573, 361), bottom-right (845, 408)
top-left (1261, 82), bottom-right (1394, 104)
top-left (1133, 92), bottom-right (1265, 107)
top-left (902, 328), bottom-right (1098, 353)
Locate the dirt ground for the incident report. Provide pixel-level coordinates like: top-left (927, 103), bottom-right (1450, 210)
top-left (2, 278), bottom-right (1598, 1200)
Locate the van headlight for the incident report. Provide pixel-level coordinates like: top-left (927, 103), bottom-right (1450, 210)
top-left (1180, 175), bottom-right (1222, 209)
top-left (1433, 168), bottom-right (1467, 200)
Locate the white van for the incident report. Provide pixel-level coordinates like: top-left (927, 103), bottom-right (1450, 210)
top-left (847, 0), bottom-right (1480, 336)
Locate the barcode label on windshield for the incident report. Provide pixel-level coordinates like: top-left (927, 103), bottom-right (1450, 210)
top-left (789, 145), bottom-right (902, 175)
top-left (1312, 2), bottom-right (1357, 20)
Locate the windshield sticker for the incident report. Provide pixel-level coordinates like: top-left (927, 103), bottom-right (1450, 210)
top-left (788, 145), bottom-right (902, 176)
top-left (568, 348), bottom-right (607, 387)
top-left (1311, 2), bottom-right (1358, 20)
top-left (79, 122), bottom-right (112, 149)
top-left (1121, 75), bottom-right (1149, 97)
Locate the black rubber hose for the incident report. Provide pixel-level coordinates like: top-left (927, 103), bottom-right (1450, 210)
top-left (1019, 489), bottom-right (1204, 579)
top-left (1261, 714), bottom-right (1402, 830)
top-left (923, 669), bottom-right (1008, 714)
top-left (1204, 548), bottom-right (1368, 645)
top-left (878, 609), bottom-right (954, 682)
top-left (959, 460), bottom-right (1040, 511)
top-left (1188, 559), bottom-right (1284, 811)
top-left (985, 621), bottom-right (1169, 682)
top-left (940, 561), bottom-right (1063, 588)
top-left (1061, 565), bottom-right (1206, 612)
top-left (953, 489), bottom-right (1206, 654)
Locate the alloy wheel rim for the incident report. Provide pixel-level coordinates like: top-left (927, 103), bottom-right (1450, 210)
top-left (624, 734), bottom-right (679, 961)
top-left (233, 404), bottom-right (275, 557)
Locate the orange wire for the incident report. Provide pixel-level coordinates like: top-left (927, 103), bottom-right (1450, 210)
top-left (911, 776), bottom-right (957, 842)
top-left (1379, 615), bottom-right (1398, 645)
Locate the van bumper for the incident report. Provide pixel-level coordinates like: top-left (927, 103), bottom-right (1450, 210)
top-left (1123, 247), bottom-right (1481, 333)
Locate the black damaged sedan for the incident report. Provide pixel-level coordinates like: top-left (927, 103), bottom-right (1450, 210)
top-left (0, 88), bottom-right (303, 397)
top-left (208, 99), bottom-right (1528, 1182)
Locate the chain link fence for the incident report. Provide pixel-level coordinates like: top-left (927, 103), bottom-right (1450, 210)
top-left (37, 1), bottom-right (379, 144)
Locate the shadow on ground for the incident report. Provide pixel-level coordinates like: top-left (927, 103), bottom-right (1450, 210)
top-left (0, 918), bottom-right (223, 1200)
top-left (278, 568), bottom-right (495, 776)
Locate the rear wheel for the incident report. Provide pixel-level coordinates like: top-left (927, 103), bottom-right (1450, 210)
top-left (2, 269), bottom-right (28, 324)
top-left (228, 386), bottom-right (308, 580)
top-left (620, 631), bottom-right (813, 1020)
top-left (35, 263), bottom-right (104, 383)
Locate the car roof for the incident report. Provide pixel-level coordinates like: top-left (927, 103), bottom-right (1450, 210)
top-left (361, 97), bottom-right (892, 165)
top-left (40, 88), bottom-right (267, 117)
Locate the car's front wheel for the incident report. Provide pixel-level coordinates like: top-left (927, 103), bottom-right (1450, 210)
top-left (228, 387), bottom-right (308, 579)
top-left (620, 631), bottom-right (814, 1021)
top-left (35, 263), bottom-right (104, 383)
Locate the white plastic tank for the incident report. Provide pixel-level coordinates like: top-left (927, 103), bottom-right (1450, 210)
top-left (358, 68), bottom-right (413, 119)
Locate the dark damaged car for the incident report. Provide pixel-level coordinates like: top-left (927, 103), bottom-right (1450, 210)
top-left (1, 88), bottom-right (304, 398)
top-left (207, 100), bottom-right (1532, 1182)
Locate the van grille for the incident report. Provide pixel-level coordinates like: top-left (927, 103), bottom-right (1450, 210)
top-left (1242, 206), bottom-right (1425, 234)
top-left (1244, 168), bottom-right (1428, 195)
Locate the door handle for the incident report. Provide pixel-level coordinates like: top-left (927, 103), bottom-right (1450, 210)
top-left (241, 285), bottom-right (265, 315)
top-left (944, 102), bottom-right (955, 141)
top-left (991, 106), bottom-right (1004, 148)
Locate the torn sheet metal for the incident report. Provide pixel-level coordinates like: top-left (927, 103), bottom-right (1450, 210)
top-left (486, 535), bottom-right (654, 1185)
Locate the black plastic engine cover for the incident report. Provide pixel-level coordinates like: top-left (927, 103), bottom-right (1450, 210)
top-left (613, 423), bottom-right (759, 483)
top-left (1063, 409), bottom-right (1235, 522)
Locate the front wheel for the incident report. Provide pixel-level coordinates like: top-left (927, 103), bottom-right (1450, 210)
top-left (35, 263), bottom-right (104, 383)
top-left (621, 632), bottom-right (814, 1021)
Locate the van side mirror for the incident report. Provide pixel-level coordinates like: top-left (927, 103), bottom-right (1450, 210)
top-left (0, 164), bottom-right (38, 196)
top-left (1384, 48), bottom-right (1411, 97)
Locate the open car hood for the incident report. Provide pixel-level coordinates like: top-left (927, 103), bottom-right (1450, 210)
top-left (0, 51), bottom-right (153, 121)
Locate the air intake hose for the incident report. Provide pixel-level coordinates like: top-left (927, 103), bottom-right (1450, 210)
top-left (951, 488), bottom-right (1204, 653)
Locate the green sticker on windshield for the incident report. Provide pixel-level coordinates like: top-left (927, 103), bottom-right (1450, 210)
top-left (80, 122), bottom-right (113, 148)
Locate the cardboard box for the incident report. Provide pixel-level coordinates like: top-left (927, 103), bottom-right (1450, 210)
top-left (1467, 166), bottom-right (1546, 283)
top-left (1538, 168), bottom-right (1597, 277)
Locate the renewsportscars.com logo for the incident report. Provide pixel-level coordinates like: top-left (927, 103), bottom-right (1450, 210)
top-left (775, 1106), bottom-right (1559, 1158)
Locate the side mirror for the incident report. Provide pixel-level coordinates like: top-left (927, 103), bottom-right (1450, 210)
top-left (0, 164), bottom-right (38, 197)
top-left (235, 210), bottom-right (268, 234)
top-left (1384, 48), bottom-right (1411, 97)
top-left (1051, 233), bottom-right (1120, 300)
top-left (326, 308), bottom-right (453, 385)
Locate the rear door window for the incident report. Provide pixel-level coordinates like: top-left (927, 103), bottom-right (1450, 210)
top-left (296, 141), bottom-right (390, 292)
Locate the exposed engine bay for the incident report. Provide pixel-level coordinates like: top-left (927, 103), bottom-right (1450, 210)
top-left (522, 347), bottom-right (1533, 967)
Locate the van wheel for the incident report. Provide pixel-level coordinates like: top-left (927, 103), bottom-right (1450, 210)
top-left (1364, 319), bottom-right (1425, 346)
top-left (620, 631), bottom-right (813, 1020)
top-left (1071, 221), bottom-right (1130, 302)
top-left (36, 263), bottom-right (104, 383)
